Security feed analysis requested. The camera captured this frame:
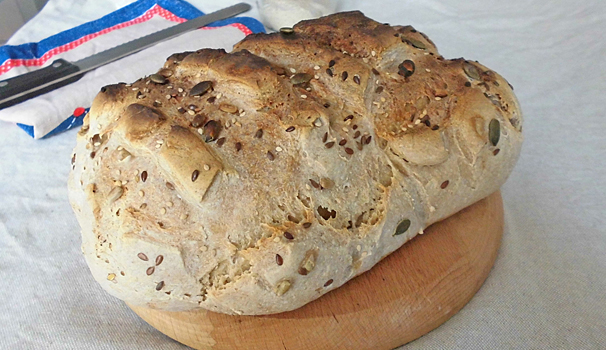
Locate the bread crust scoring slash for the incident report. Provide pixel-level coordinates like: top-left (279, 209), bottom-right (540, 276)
top-left (68, 11), bottom-right (523, 315)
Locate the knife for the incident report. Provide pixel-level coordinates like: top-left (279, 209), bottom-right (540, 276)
top-left (0, 2), bottom-right (251, 111)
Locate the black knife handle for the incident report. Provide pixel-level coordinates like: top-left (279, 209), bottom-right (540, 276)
top-left (0, 59), bottom-right (84, 110)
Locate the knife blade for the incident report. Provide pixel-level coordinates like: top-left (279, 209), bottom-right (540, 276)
top-left (0, 2), bottom-right (251, 111)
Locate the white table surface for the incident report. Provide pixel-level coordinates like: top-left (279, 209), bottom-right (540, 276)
top-left (1, 0), bottom-right (605, 349)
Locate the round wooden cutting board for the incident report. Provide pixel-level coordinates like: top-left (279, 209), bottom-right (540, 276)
top-left (129, 191), bottom-right (504, 350)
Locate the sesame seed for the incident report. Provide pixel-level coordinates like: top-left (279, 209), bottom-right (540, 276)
top-left (301, 94), bottom-right (307, 99)
top-left (107, 273), bottom-right (116, 281)
top-left (435, 97), bottom-right (442, 101)
top-left (371, 50), bottom-right (376, 56)
top-left (216, 93), bottom-right (222, 99)
top-left (314, 74), bottom-right (319, 80)
top-left (165, 94), bottom-right (171, 100)
top-left (314, 119), bottom-right (323, 127)
top-left (197, 128), bottom-right (203, 135)
top-left (188, 110), bottom-right (195, 115)
top-left (139, 190), bottom-right (144, 197)
top-left (204, 164), bottom-right (210, 171)
top-left (290, 68), bottom-right (296, 73)
top-left (160, 208), bottom-right (166, 215)
top-left (166, 201), bottom-right (173, 207)
top-left (180, 213), bottom-right (188, 220)
top-left (314, 65), bottom-right (320, 70)
top-left (276, 146), bottom-right (283, 152)
top-left (425, 68), bottom-right (431, 72)
top-left (342, 127), bottom-right (348, 132)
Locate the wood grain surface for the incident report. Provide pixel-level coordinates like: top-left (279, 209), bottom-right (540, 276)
top-left (129, 191), bottom-right (504, 350)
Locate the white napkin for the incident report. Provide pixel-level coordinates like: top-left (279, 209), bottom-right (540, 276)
top-left (0, 0), bottom-right (264, 139)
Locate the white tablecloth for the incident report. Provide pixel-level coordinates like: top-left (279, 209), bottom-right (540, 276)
top-left (1, 0), bottom-right (605, 349)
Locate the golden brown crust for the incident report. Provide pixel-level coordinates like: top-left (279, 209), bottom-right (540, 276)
top-left (68, 11), bottom-right (523, 315)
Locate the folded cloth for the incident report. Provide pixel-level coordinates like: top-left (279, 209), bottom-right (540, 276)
top-left (0, 0), bottom-right (264, 139)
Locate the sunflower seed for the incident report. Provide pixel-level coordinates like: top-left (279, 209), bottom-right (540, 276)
top-left (463, 62), bottom-right (481, 80)
top-left (219, 103), bottom-right (238, 114)
top-left (202, 120), bottom-right (220, 142)
top-left (398, 60), bottom-right (415, 78)
top-left (108, 186), bottom-right (124, 203)
top-left (191, 114), bottom-right (206, 128)
top-left (274, 279), bottom-right (291, 296)
top-left (155, 281), bottom-right (164, 291)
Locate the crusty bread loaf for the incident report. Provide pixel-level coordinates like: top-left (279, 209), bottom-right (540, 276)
top-left (68, 11), bottom-right (523, 315)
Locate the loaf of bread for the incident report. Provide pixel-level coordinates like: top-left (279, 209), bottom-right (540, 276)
top-left (68, 11), bottom-right (523, 315)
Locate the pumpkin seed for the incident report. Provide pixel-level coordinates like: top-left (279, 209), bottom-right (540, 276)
top-left (463, 62), bottom-right (481, 80)
top-left (290, 73), bottom-right (313, 85)
top-left (394, 219), bottom-right (411, 236)
top-left (406, 39), bottom-right (426, 49)
top-left (190, 81), bottom-right (212, 96)
top-left (489, 119), bottom-right (500, 146)
top-left (158, 68), bottom-right (173, 78)
top-left (149, 74), bottom-right (167, 84)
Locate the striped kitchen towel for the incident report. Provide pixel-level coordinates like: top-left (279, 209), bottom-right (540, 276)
top-left (0, 0), bottom-right (264, 139)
